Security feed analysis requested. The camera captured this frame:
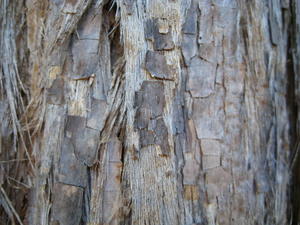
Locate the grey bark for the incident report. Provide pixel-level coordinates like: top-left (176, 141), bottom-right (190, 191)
top-left (0, 0), bottom-right (299, 225)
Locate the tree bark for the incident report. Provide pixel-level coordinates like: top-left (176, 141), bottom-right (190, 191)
top-left (0, 0), bottom-right (299, 225)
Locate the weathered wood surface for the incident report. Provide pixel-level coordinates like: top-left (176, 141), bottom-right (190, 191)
top-left (0, 0), bottom-right (299, 225)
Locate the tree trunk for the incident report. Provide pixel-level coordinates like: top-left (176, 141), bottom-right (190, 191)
top-left (0, 0), bottom-right (299, 225)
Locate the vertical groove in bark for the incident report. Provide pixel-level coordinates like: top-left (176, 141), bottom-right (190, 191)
top-left (0, 0), bottom-right (299, 225)
top-left (290, 0), bottom-right (300, 224)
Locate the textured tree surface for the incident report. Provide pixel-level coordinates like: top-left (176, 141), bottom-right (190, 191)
top-left (0, 0), bottom-right (299, 225)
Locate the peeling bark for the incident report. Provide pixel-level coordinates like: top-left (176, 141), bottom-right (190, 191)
top-left (0, 0), bottom-right (299, 225)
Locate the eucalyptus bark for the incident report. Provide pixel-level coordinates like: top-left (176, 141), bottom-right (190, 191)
top-left (0, 0), bottom-right (299, 225)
